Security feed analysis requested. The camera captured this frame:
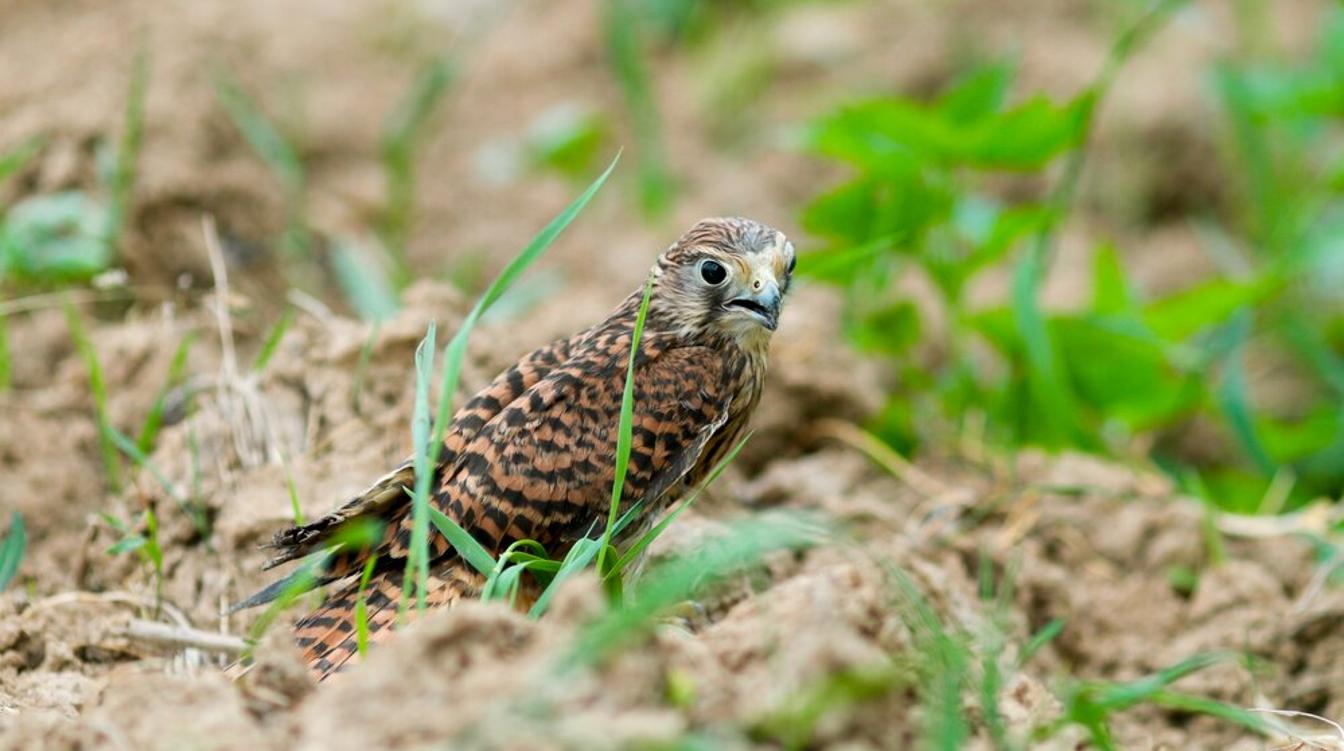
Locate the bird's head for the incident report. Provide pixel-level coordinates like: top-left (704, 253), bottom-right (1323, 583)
top-left (652, 217), bottom-right (795, 348)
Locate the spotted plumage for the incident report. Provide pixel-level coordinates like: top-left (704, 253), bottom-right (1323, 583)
top-left (232, 217), bottom-right (795, 681)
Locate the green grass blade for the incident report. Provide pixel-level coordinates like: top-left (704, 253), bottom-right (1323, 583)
top-left (332, 240), bottom-right (401, 322)
top-left (108, 425), bottom-right (209, 538)
top-left (106, 44), bottom-right (149, 249)
top-left (402, 154), bottom-right (620, 610)
top-left (566, 514), bottom-right (823, 666)
top-left (277, 447), bottom-right (304, 525)
top-left (252, 307), bottom-right (295, 373)
top-left (406, 323), bottom-right (436, 612)
top-left (243, 551), bottom-right (330, 657)
top-left (213, 69), bottom-right (309, 257)
top-left (1018, 617), bottom-right (1066, 666)
top-left (213, 70), bottom-right (304, 195)
top-left (609, 431), bottom-right (753, 579)
top-left (528, 537), bottom-right (605, 619)
top-left (355, 555), bottom-right (378, 657)
top-left (596, 274), bottom-right (654, 575)
top-left (137, 332), bottom-right (195, 453)
top-left (1012, 246), bottom-right (1076, 447)
top-left (1216, 313), bottom-right (1275, 475)
top-left (0, 512), bottom-right (26, 591)
top-left (482, 539), bottom-right (551, 599)
top-left (63, 302), bottom-right (121, 492)
top-left (351, 323), bottom-right (380, 414)
top-left (428, 506), bottom-right (496, 578)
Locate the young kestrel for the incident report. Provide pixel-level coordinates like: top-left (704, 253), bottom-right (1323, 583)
top-left (234, 217), bottom-right (795, 680)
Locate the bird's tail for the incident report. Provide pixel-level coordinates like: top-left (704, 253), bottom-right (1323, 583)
top-left (293, 563), bottom-right (481, 681)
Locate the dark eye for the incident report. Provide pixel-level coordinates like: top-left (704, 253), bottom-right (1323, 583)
top-left (786, 255), bottom-right (796, 274)
top-left (699, 259), bottom-right (727, 285)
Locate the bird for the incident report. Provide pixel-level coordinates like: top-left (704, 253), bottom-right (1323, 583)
top-left (231, 216), bottom-right (796, 681)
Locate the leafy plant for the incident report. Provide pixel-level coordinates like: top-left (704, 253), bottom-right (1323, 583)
top-left (800, 0), bottom-right (1343, 512)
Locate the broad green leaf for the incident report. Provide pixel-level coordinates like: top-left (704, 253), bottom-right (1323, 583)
top-left (1143, 275), bottom-right (1281, 341)
top-left (1090, 244), bottom-right (1135, 314)
top-left (2, 192), bottom-right (113, 283)
top-left (939, 62), bottom-right (1015, 123)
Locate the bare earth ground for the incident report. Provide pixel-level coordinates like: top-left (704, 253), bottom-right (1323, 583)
top-left (1, 0), bottom-right (1340, 748)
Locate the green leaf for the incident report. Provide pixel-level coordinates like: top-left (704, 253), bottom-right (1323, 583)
top-left (939, 61), bottom-right (1015, 123)
top-left (808, 92), bottom-right (1090, 171)
top-left (1012, 247), bottom-right (1077, 447)
top-left (428, 507), bottom-right (496, 579)
top-left (107, 535), bottom-right (147, 556)
top-left (847, 301), bottom-right (921, 355)
top-left (2, 192), bottom-right (113, 283)
top-left (1143, 275), bottom-right (1281, 341)
top-left (0, 512), bottom-right (26, 591)
top-left (1090, 244), bottom-right (1134, 314)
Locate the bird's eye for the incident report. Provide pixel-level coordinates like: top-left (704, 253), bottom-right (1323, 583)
top-left (699, 259), bottom-right (727, 286)
top-left (786, 255), bottom-right (797, 274)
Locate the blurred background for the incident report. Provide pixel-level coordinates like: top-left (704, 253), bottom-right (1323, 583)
top-left (3, 0), bottom-right (1340, 513)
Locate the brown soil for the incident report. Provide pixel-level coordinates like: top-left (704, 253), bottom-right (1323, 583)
top-left (1, 0), bottom-right (1340, 749)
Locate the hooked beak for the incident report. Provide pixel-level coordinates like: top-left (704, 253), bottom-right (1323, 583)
top-left (724, 279), bottom-right (782, 331)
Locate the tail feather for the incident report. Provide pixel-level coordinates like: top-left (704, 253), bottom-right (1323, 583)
top-left (294, 564), bottom-right (481, 681)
